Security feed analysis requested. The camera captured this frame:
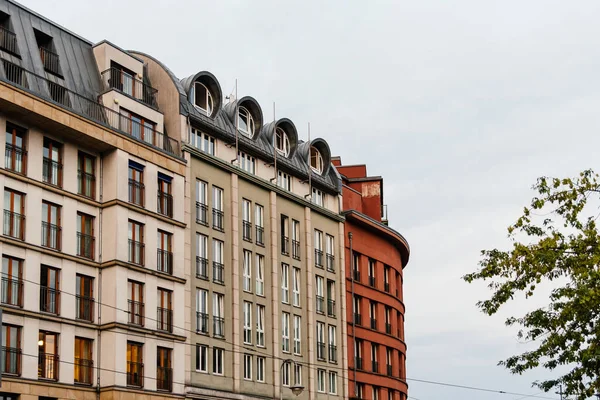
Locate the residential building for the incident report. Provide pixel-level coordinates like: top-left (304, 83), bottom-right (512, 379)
top-left (333, 158), bottom-right (410, 400)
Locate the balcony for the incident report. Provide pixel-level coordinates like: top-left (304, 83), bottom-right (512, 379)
top-left (38, 352), bottom-right (59, 380)
top-left (213, 316), bottom-right (225, 338)
top-left (100, 67), bottom-right (158, 108)
top-left (326, 254), bottom-right (335, 272)
top-left (0, 26), bottom-right (19, 56)
top-left (2, 346), bottom-right (21, 375)
top-left (256, 225), bottom-right (264, 246)
top-left (41, 222), bottom-right (61, 251)
top-left (78, 170), bottom-right (95, 199)
top-left (196, 256), bottom-right (208, 280)
top-left (1, 277), bottom-right (23, 307)
top-left (40, 286), bottom-right (59, 315)
top-left (3, 210), bottom-right (25, 240)
top-left (74, 357), bottom-right (93, 385)
top-left (354, 313), bottom-right (362, 325)
top-left (386, 323), bottom-right (392, 335)
top-left (372, 361), bottom-right (379, 373)
top-left (212, 208), bottom-right (224, 231)
top-left (327, 299), bottom-right (336, 318)
top-left (157, 366), bottom-right (173, 392)
top-left (196, 312), bottom-right (208, 334)
top-left (77, 232), bottom-right (95, 259)
top-left (157, 249), bottom-right (173, 275)
top-left (157, 191), bottom-right (173, 217)
top-left (315, 249), bottom-right (323, 269)
top-left (371, 318), bottom-right (377, 330)
top-left (316, 342), bottom-right (326, 361)
top-left (5, 143), bottom-right (26, 175)
top-left (39, 47), bottom-right (61, 76)
top-left (329, 345), bottom-right (337, 363)
top-left (157, 307), bottom-right (173, 333)
top-left (0, 58), bottom-right (181, 157)
top-left (369, 276), bottom-right (376, 287)
top-left (76, 295), bottom-right (94, 322)
top-left (315, 295), bottom-right (325, 314)
top-left (387, 364), bottom-right (393, 377)
top-left (196, 202), bottom-right (208, 225)
top-left (242, 221), bottom-right (252, 241)
top-left (42, 157), bottom-right (62, 187)
top-left (128, 299), bottom-right (144, 326)
top-left (128, 239), bottom-right (145, 266)
top-left (355, 357), bottom-right (363, 370)
top-left (127, 361), bottom-right (144, 387)
top-left (128, 179), bottom-right (144, 207)
top-left (213, 262), bottom-right (224, 284)
top-left (281, 236), bottom-right (289, 256)
top-left (292, 239), bottom-right (300, 260)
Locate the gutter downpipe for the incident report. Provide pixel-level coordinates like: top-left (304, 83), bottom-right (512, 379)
top-left (96, 156), bottom-right (104, 399)
top-left (349, 231), bottom-right (356, 396)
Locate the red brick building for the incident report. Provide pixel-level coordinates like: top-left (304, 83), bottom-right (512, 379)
top-left (333, 157), bottom-right (410, 400)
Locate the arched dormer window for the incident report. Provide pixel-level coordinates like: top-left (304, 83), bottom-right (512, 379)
top-left (310, 146), bottom-right (323, 174)
top-left (275, 127), bottom-right (290, 157)
top-left (238, 106), bottom-right (255, 137)
top-left (194, 82), bottom-right (213, 116)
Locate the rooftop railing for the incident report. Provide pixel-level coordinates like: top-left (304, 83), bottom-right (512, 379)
top-left (0, 26), bottom-right (19, 56)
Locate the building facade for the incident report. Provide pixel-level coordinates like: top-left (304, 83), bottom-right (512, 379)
top-left (333, 158), bottom-right (410, 400)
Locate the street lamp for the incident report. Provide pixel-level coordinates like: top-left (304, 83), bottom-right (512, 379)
top-left (280, 359), bottom-right (304, 399)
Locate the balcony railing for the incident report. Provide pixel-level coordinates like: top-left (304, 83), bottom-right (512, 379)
top-left (292, 239), bottom-right (300, 260)
top-left (369, 276), bottom-right (376, 287)
top-left (3, 210), bottom-right (25, 240)
top-left (39, 47), bottom-right (61, 76)
top-left (5, 144), bottom-right (26, 175)
top-left (2, 346), bottom-right (21, 375)
top-left (212, 208), bottom-right (224, 231)
top-left (0, 58), bottom-right (180, 157)
top-left (384, 282), bottom-right (390, 293)
top-left (387, 364), bottom-right (393, 377)
top-left (38, 352), bottom-right (59, 380)
top-left (329, 344), bottom-right (337, 363)
top-left (316, 295), bottom-right (325, 314)
top-left (1, 277), bottom-right (23, 307)
top-left (41, 222), bottom-right (61, 251)
top-left (386, 323), bottom-right (392, 335)
top-left (242, 221), bottom-right (252, 241)
top-left (256, 225), bottom-right (264, 246)
top-left (157, 307), bottom-right (173, 333)
top-left (355, 357), bottom-right (363, 370)
top-left (157, 366), bottom-right (173, 392)
top-left (76, 295), bottom-right (94, 322)
top-left (157, 249), bottom-right (173, 275)
top-left (157, 192), bottom-right (173, 217)
top-left (196, 256), bottom-right (208, 280)
top-left (0, 26), bottom-right (19, 56)
top-left (327, 299), bottom-right (336, 318)
top-left (354, 313), bottom-right (362, 325)
top-left (77, 170), bottom-right (95, 199)
top-left (127, 361), bottom-right (144, 387)
top-left (326, 254), bottom-right (335, 272)
top-left (77, 232), bottom-right (95, 259)
top-left (213, 262), bottom-right (224, 284)
top-left (315, 249), bottom-right (323, 268)
top-left (40, 286), bottom-right (59, 315)
top-left (196, 312), bottom-right (208, 334)
top-left (74, 357), bottom-right (93, 385)
top-left (128, 300), bottom-right (144, 326)
top-left (128, 239), bottom-right (145, 266)
top-left (372, 361), bottom-right (379, 373)
top-left (128, 179), bottom-right (145, 207)
top-left (196, 202), bottom-right (208, 225)
top-left (316, 342), bottom-right (326, 361)
top-left (100, 67), bottom-right (159, 108)
top-left (42, 157), bottom-right (62, 187)
top-left (281, 236), bottom-right (289, 256)
top-left (371, 318), bottom-right (377, 330)
top-left (213, 316), bottom-right (224, 338)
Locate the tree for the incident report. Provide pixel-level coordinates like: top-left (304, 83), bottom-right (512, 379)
top-left (463, 169), bottom-right (600, 399)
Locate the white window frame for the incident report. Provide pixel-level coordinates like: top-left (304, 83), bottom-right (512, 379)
top-left (281, 263), bottom-right (289, 304)
top-left (193, 82), bottom-right (213, 115)
top-left (328, 371), bottom-right (337, 394)
top-left (238, 106), bottom-right (255, 137)
top-left (282, 312), bottom-right (290, 353)
top-left (326, 234), bottom-right (334, 256)
top-left (213, 239), bottom-right (223, 264)
top-left (255, 204), bottom-right (264, 228)
top-left (277, 171), bottom-right (292, 191)
top-left (312, 187), bottom-right (324, 206)
top-left (196, 344), bottom-right (208, 373)
top-left (196, 288), bottom-right (208, 314)
top-left (328, 325), bottom-right (336, 352)
top-left (243, 301), bottom-right (252, 344)
top-left (294, 364), bottom-right (302, 386)
top-left (275, 126), bottom-right (290, 156)
top-left (257, 304), bottom-right (265, 347)
top-left (293, 314), bottom-right (301, 355)
top-left (257, 356), bottom-right (265, 382)
top-left (316, 276), bottom-right (324, 297)
top-left (292, 219), bottom-right (300, 242)
top-left (282, 361), bottom-right (290, 386)
top-left (310, 146), bottom-right (324, 174)
top-left (190, 128), bottom-right (215, 155)
top-left (196, 180), bottom-right (208, 205)
top-left (292, 267), bottom-right (300, 307)
top-left (238, 151), bottom-right (256, 174)
top-left (317, 369), bottom-right (326, 393)
top-left (243, 250), bottom-right (252, 292)
top-left (314, 229), bottom-right (323, 251)
top-left (256, 254), bottom-right (264, 296)
top-left (243, 354), bottom-right (253, 380)
top-left (212, 186), bottom-right (223, 212)
top-left (213, 347), bottom-right (224, 375)
top-left (242, 199), bottom-right (251, 223)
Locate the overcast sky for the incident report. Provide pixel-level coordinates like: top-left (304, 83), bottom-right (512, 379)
top-left (18, 0), bottom-right (600, 399)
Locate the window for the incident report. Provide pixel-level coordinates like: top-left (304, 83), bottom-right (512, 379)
top-left (316, 322), bottom-right (326, 360)
top-left (212, 186), bottom-right (224, 231)
top-left (127, 341), bottom-right (143, 387)
top-left (5, 123), bottom-right (26, 175)
top-left (389, 390), bottom-right (395, 400)
top-left (293, 315), bottom-right (301, 355)
top-left (76, 152), bottom-right (95, 199)
top-left (327, 280), bottom-right (336, 317)
top-left (326, 234), bottom-right (335, 272)
top-left (77, 212), bottom-right (95, 259)
top-left (128, 220), bottom-right (144, 265)
top-left (76, 274), bottom-right (94, 322)
top-left (40, 265), bottom-right (59, 315)
top-left (255, 204), bottom-right (264, 245)
top-left (328, 325), bottom-right (337, 363)
top-left (315, 276), bottom-right (324, 314)
top-left (195, 344), bottom-right (208, 372)
top-left (277, 171), bottom-right (292, 191)
top-left (369, 259), bottom-right (376, 287)
top-left (242, 199), bottom-right (252, 241)
top-left (213, 293), bottom-right (224, 338)
top-left (243, 354), bottom-right (252, 380)
top-left (196, 180), bottom-right (209, 224)
top-left (121, 109), bottom-right (157, 145)
top-left (353, 295), bottom-right (362, 325)
top-left (256, 254), bottom-right (264, 296)
top-left (384, 266), bottom-right (390, 292)
top-left (157, 288), bottom-right (173, 333)
top-left (74, 337), bottom-right (93, 385)
top-left (314, 229), bottom-right (323, 268)
top-left (157, 230), bottom-right (173, 275)
top-left (281, 312), bottom-right (290, 353)
top-left (386, 347), bottom-right (393, 376)
top-left (292, 267), bottom-right (301, 307)
top-left (353, 252), bottom-right (360, 281)
top-left (157, 173), bottom-right (173, 217)
top-left (4, 189), bottom-right (25, 240)
top-left (310, 146), bottom-right (324, 174)
top-left (312, 187), bottom-right (324, 206)
top-left (157, 347), bottom-right (172, 392)
top-left (238, 106), bottom-right (255, 136)
top-left (243, 301), bottom-right (252, 344)
top-left (256, 357), bottom-right (265, 382)
top-left (196, 233), bottom-right (208, 279)
top-left (317, 369), bottom-right (326, 392)
top-left (256, 304), bottom-right (265, 347)
top-left (371, 343), bottom-right (379, 372)
top-left (2, 324), bottom-right (21, 376)
top-left (41, 201), bottom-right (61, 250)
top-left (281, 360), bottom-right (290, 386)
top-left (281, 263), bottom-right (289, 303)
top-left (355, 383), bottom-right (365, 398)
top-left (43, 137), bottom-right (62, 187)
top-left (373, 386), bottom-right (380, 400)
top-left (38, 331), bottom-right (59, 380)
top-left (355, 339), bottom-right (363, 369)
top-left (385, 306), bottom-right (392, 334)
top-left (274, 127), bottom-right (290, 156)
top-left (213, 347), bottom-right (224, 375)
top-left (238, 151), bottom-right (255, 174)
top-left (108, 62), bottom-right (136, 97)
top-left (370, 301), bottom-right (378, 330)
top-left (128, 161), bottom-right (144, 207)
top-left (190, 128), bottom-right (215, 155)
top-left (196, 289), bottom-right (208, 334)
top-left (243, 250), bottom-right (252, 292)
top-left (2, 256), bottom-right (22, 307)
top-left (294, 364), bottom-right (302, 385)
top-left (128, 280), bottom-right (144, 326)
top-left (280, 215), bottom-right (289, 255)
top-left (194, 82), bottom-right (213, 115)
top-left (291, 219), bottom-right (300, 260)
top-left (213, 239), bottom-right (224, 284)
top-left (328, 371), bottom-right (337, 394)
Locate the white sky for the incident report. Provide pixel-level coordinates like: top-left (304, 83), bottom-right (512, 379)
top-left (16, 0), bottom-right (600, 399)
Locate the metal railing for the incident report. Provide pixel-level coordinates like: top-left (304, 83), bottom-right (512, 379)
top-left (371, 318), bottom-right (377, 330)
top-left (128, 299), bottom-right (144, 326)
top-left (316, 342), bottom-right (326, 361)
top-left (3, 210), bottom-right (25, 240)
top-left (212, 208), bottom-right (224, 231)
top-left (329, 344), bottom-right (337, 363)
top-left (242, 221), bottom-right (252, 241)
top-left (292, 239), bottom-right (300, 260)
top-left (38, 352), bottom-right (59, 380)
top-left (354, 313), bottom-right (362, 325)
top-left (157, 249), bottom-right (173, 275)
top-left (213, 262), bottom-right (224, 284)
top-left (369, 276), bottom-right (376, 287)
top-left (78, 170), bottom-right (95, 199)
top-left (128, 239), bottom-right (144, 266)
top-left (213, 316), bottom-right (224, 338)
top-left (39, 47), bottom-right (61, 76)
top-left (1, 277), bottom-right (23, 307)
top-left (41, 221), bottom-right (61, 250)
top-left (316, 295), bottom-right (325, 314)
top-left (156, 366), bottom-right (172, 392)
top-left (355, 357), bottom-right (363, 370)
top-left (0, 26), bottom-right (19, 56)
top-left (128, 179), bottom-right (144, 207)
top-left (5, 144), bottom-right (26, 175)
top-left (196, 312), bottom-right (208, 334)
top-left (126, 361), bottom-right (144, 387)
top-left (327, 299), bottom-right (336, 317)
top-left (2, 346), bottom-right (21, 375)
top-left (77, 232), bottom-right (95, 259)
top-left (40, 286), bottom-right (59, 314)
top-left (281, 236), bottom-right (289, 256)
top-left (196, 202), bottom-right (208, 225)
top-left (372, 361), bottom-right (379, 373)
top-left (0, 58), bottom-right (180, 157)
top-left (157, 192), bottom-right (173, 217)
top-left (315, 249), bottom-right (323, 268)
top-left (196, 256), bottom-right (208, 280)
top-left (157, 307), bottom-right (173, 333)
top-left (74, 357), bottom-right (93, 385)
top-left (42, 157), bottom-right (62, 187)
top-left (256, 225), bottom-right (264, 246)
top-left (326, 254), bottom-right (335, 272)
top-left (100, 67), bottom-right (158, 108)
top-left (76, 295), bottom-right (94, 322)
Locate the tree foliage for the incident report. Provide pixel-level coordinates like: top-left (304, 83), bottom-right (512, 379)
top-left (463, 169), bottom-right (600, 399)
